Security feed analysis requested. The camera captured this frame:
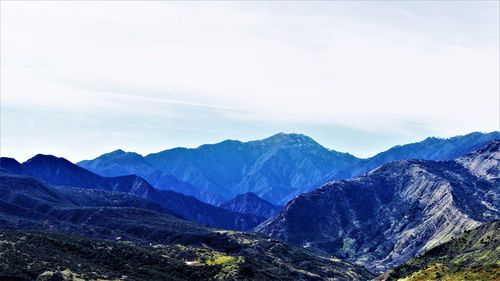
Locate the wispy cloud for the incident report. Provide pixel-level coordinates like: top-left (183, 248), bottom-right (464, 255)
top-left (1, 1), bottom-right (498, 161)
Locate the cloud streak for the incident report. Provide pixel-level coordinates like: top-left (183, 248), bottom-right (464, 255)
top-left (1, 1), bottom-right (498, 161)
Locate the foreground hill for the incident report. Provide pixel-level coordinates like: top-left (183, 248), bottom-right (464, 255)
top-left (0, 229), bottom-right (374, 281)
top-left (221, 192), bottom-right (280, 218)
top-left (256, 140), bottom-right (500, 272)
top-left (380, 220), bottom-right (500, 281)
top-left (0, 157), bottom-right (264, 230)
top-left (79, 131), bottom-right (499, 205)
top-left (0, 176), bottom-right (373, 281)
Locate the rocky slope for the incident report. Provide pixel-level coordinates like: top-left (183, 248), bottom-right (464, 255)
top-left (78, 132), bottom-right (499, 205)
top-left (0, 158), bottom-right (264, 231)
top-left (221, 192), bottom-right (280, 218)
top-left (256, 140), bottom-right (500, 273)
top-left (380, 220), bottom-right (500, 281)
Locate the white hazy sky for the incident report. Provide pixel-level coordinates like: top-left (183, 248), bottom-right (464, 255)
top-left (1, 1), bottom-right (499, 162)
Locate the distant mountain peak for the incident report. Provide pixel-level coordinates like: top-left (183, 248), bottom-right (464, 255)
top-left (262, 132), bottom-right (319, 147)
top-left (25, 154), bottom-right (72, 165)
top-left (109, 149), bottom-right (126, 155)
top-left (102, 149), bottom-right (143, 159)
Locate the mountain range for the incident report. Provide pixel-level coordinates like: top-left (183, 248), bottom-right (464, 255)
top-left (256, 140), bottom-right (500, 273)
top-left (0, 156), bottom-right (264, 230)
top-left (78, 131), bottom-right (499, 205)
top-left (0, 132), bottom-right (499, 280)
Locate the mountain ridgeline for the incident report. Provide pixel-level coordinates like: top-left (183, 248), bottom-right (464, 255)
top-left (0, 133), bottom-right (498, 280)
top-left (78, 131), bottom-right (499, 205)
top-left (256, 140), bottom-right (500, 273)
top-left (0, 156), bottom-right (264, 231)
top-left (220, 192), bottom-right (280, 218)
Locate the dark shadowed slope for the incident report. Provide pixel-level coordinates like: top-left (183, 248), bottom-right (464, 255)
top-left (380, 220), bottom-right (500, 281)
top-left (0, 157), bottom-right (264, 230)
top-left (256, 140), bottom-right (500, 273)
top-left (221, 192), bottom-right (280, 218)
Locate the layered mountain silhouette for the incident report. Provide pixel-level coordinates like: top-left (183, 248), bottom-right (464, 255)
top-left (220, 192), bottom-right (280, 218)
top-left (78, 149), bottom-right (224, 205)
top-left (78, 131), bottom-right (499, 205)
top-left (0, 156), bottom-right (264, 230)
top-left (80, 133), bottom-right (359, 204)
top-left (0, 132), bottom-right (498, 280)
top-left (256, 140), bottom-right (500, 273)
top-left (0, 174), bottom-right (373, 280)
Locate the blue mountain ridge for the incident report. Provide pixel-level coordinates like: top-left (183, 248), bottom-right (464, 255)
top-left (78, 131), bottom-right (499, 205)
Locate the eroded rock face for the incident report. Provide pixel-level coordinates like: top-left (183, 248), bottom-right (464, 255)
top-left (380, 220), bottom-right (500, 281)
top-left (256, 141), bottom-right (500, 273)
top-left (456, 140), bottom-right (500, 181)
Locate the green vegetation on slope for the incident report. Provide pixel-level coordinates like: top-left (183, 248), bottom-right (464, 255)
top-left (0, 230), bottom-right (374, 281)
top-left (381, 220), bottom-right (500, 281)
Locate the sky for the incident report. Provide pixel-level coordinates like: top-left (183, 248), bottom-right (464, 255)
top-left (1, 1), bottom-right (499, 162)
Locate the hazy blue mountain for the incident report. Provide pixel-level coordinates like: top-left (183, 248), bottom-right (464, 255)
top-left (353, 131), bottom-right (500, 176)
top-left (0, 157), bottom-right (28, 175)
top-left (221, 192), bottom-right (280, 218)
top-left (84, 133), bottom-right (358, 204)
top-left (77, 149), bottom-right (156, 177)
top-left (78, 132), bottom-right (499, 205)
top-left (0, 156), bottom-right (265, 230)
top-left (256, 140), bottom-right (500, 273)
top-left (78, 149), bottom-right (223, 204)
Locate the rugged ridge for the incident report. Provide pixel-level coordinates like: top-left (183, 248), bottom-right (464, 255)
top-left (78, 132), bottom-right (499, 205)
top-left (80, 133), bottom-right (359, 204)
top-left (256, 140), bottom-right (500, 272)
